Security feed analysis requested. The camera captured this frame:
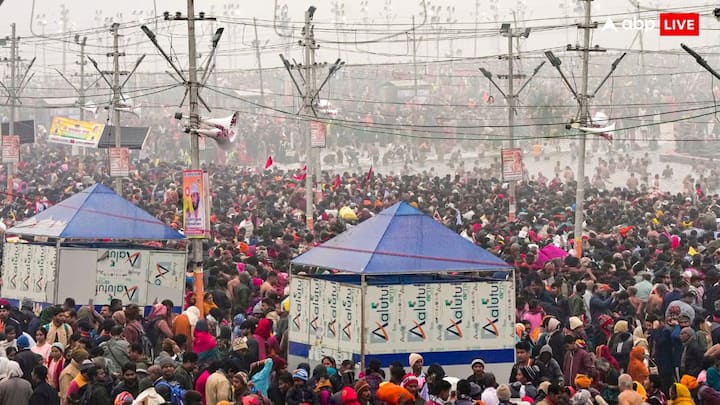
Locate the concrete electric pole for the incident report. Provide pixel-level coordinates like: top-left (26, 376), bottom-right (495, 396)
top-left (1, 24), bottom-right (35, 201)
top-left (112, 23), bottom-right (123, 194)
top-left (252, 18), bottom-right (266, 106)
top-left (141, 2), bottom-right (223, 319)
top-left (479, 25), bottom-right (544, 222)
top-left (280, 6), bottom-right (344, 230)
top-left (545, 1), bottom-right (624, 257)
top-left (302, 7), bottom-right (318, 231)
top-left (87, 23), bottom-right (145, 196)
top-left (8, 23), bottom-right (16, 201)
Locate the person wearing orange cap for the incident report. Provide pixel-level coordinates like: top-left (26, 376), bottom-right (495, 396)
top-left (376, 381), bottom-right (414, 405)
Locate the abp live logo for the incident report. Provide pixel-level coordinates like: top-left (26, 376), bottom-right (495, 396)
top-left (659, 13), bottom-right (699, 36)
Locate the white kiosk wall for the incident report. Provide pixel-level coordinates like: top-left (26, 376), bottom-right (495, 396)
top-left (2, 243), bottom-right (186, 310)
top-left (288, 276), bottom-right (516, 382)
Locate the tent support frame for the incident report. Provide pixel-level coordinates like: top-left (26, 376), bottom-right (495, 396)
top-left (360, 273), bottom-right (367, 372)
top-left (52, 238), bottom-right (63, 305)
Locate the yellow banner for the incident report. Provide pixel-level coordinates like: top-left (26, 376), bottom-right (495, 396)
top-left (48, 116), bottom-right (104, 147)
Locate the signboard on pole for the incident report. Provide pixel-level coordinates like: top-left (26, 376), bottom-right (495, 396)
top-left (109, 147), bottom-right (129, 177)
top-left (182, 169), bottom-right (208, 238)
top-left (501, 148), bottom-right (524, 181)
top-left (2, 136), bottom-right (20, 164)
top-left (48, 116), bottom-right (104, 147)
top-left (311, 121), bottom-right (327, 148)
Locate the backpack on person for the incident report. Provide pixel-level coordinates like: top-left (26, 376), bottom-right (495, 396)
top-left (154, 380), bottom-right (187, 405)
top-left (143, 317), bottom-right (163, 350)
top-left (130, 322), bottom-right (155, 362)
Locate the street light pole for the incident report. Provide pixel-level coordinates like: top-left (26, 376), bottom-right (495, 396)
top-left (303, 8), bottom-right (317, 231)
top-left (574, 0), bottom-right (592, 258)
top-left (111, 23), bottom-right (123, 195)
top-left (8, 23), bottom-right (16, 202)
top-left (480, 25), bottom-right (539, 222)
top-left (185, 0), bottom-right (205, 316)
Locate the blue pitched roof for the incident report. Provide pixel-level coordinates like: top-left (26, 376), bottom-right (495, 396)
top-left (8, 183), bottom-right (184, 240)
top-left (291, 202), bottom-right (511, 274)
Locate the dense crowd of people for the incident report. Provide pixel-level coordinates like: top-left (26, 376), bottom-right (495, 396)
top-left (0, 137), bottom-right (717, 405)
top-left (7, 53), bottom-right (720, 404)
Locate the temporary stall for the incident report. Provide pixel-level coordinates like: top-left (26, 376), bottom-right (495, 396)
top-left (290, 202), bottom-right (516, 381)
top-left (3, 184), bottom-right (186, 312)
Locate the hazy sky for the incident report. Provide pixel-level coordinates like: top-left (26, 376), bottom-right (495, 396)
top-left (2, 0), bottom-right (719, 72)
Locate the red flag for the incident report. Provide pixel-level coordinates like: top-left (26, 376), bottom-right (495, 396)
top-left (333, 174), bottom-right (341, 190)
top-left (264, 156), bottom-right (273, 169)
top-left (292, 164), bottom-right (307, 180)
top-left (365, 166), bottom-right (373, 185)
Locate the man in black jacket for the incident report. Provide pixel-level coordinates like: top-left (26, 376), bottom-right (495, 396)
top-left (286, 369), bottom-right (314, 405)
top-left (111, 362), bottom-right (140, 399)
top-left (29, 365), bottom-right (58, 405)
top-left (680, 326), bottom-right (705, 377)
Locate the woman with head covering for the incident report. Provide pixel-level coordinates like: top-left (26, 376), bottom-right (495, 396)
top-left (669, 383), bottom-right (695, 405)
top-left (193, 320), bottom-right (220, 364)
top-left (627, 346), bottom-right (649, 384)
top-left (632, 326), bottom-right (649, 353)
top-left (252, 318), bottom-right (272, 361)
top-left (146, 303), bottom-right (174, 354)
top-left (46, 342), bottom-right (65, 389)
top-left (0, 360), bottom-right (32, 404)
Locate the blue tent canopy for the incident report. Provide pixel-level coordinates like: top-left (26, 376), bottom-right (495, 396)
top-left (8, 184), bottom-right (184, 240)
top-left (291, 202), bottom-right (511, 274)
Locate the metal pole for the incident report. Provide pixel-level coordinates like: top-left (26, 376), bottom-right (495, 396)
top-left (303, 9), bottom-right (316, 230)
top-left (79, 40), bottom-right (86, 122)
top-left (507, 32), bottom-right (516, 222)
top-left (574, 0), bottom-right (592, 258)
top-left (187, 0), bottom-right (205, 317)
top-left (474, 0), bottom-right (479, 57)
top-left (77, 38), bottom-right (87, 157)
top-left (412, 15), bottom-right (418, 98)
top-left (112, 24), bottom-right (123, 195)
top-left (7, 23), bottom-right (16, 203)
top-left (253, 18), bottom-right (266, 106)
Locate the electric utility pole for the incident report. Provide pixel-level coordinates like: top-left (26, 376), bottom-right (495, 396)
top-left (479, 24), bottom-right (544, 222)
top-left (571, 0), bottom-right (594, 258)
top-left (8, 23), bottom-right (16, 201)
top-left (545, 0), bottom-right (625, 257)
top-left (111, 24), bottom-right (123, 194)
top-left (141, 3), bottom-right (223, 319)
top-left (253, 18), bottom-right (266, 105)
top-left (280, 6), bottom-right (344, 231)
top-left (303, 8), bottom-right (318, 232)
top-left (78, 36), bottom-right (87, 122)
top-left (1, 24), bottom-right (35, 202)
top-left (87, 23), bottom-right (145, 195)
top-left (412, 15), bottom-right (418, 98)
